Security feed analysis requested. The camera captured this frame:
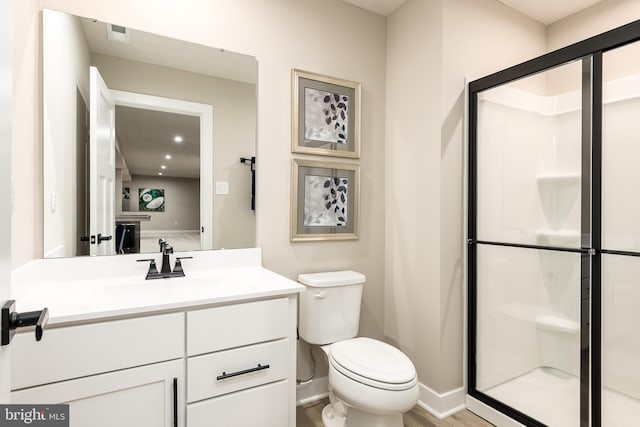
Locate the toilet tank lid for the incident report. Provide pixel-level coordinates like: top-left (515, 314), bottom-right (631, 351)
top-left (298, 270), bottom-right (365, 287)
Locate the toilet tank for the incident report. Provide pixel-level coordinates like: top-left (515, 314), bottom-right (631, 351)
top-left (298, 271), bottom-right (365, 345)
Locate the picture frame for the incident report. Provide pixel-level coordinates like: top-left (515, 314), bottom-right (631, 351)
top-left (291, 158), bottom-right (360, 241)
top-left (139, 188), bottom-right (165, 212)
top-left (292, 69), bottom-right (361, 159)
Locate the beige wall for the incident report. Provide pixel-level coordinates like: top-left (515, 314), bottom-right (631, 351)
top-left (385, 0), bottom-right (546, 393)
top-left (384, 0), bottom-right (444, 392)
top-left (547, 0), bottom-right (640, 51)
top-left (12, 0), bottom-right (41, 267)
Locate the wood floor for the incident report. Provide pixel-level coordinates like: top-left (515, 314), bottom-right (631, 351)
top-left (296, 399), bottom-right (495, 427)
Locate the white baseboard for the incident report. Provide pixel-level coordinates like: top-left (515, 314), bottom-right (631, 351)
top-left (296, 376), bottom-right (329, 406)
top-left (417, 383), bottom-right (466, 419)
top-left (294, 377), bottom-right (466, 421)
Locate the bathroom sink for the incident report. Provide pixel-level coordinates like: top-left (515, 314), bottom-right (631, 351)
top-left (10, 249), bottom-right (303, 325)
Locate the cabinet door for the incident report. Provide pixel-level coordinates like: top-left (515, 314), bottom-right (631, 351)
top-left (11, 359), bottom-right (183, 427)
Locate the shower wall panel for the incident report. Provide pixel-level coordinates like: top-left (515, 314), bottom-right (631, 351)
top-left (476, 245), bottom-right (580, 392)
top-left (601, 256), bottom-right (640, 402)
top-left (477, 85), bottom-right (582, 249)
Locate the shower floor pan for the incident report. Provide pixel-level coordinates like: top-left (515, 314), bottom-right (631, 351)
top-left (484, 368), bottom-right (640, 426)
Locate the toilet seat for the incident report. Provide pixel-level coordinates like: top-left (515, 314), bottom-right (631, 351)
top-left (329, 337), bottom-right (417, 391)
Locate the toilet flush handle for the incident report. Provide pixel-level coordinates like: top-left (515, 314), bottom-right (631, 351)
top-left (314, 290), bottom-right (326, 299)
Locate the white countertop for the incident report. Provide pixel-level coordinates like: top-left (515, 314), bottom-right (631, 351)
top-left (11, 248), bottom-right (304, 326)
top-left (115, 213), bottom-right (151, 222)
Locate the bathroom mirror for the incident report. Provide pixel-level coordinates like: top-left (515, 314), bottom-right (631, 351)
top-left (42, 9), bottom-right (257, 258)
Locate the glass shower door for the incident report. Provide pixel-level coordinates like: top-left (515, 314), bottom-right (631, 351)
top-left (601, 40), bottom-right (640, 426)
top-left (472, 59), bottom-right (585, 426)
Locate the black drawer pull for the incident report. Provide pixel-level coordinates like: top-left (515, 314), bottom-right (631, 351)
top-left (173, 377), bottom-right (178, 427)
top-left (216, 363), bottom-right (270, 381)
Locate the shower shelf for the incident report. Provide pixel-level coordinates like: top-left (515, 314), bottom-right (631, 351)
top-left (494, 305), bottom-right (580, 334)
top-left (535, 315), bottom-right (580, 334)
top-left (536, 230), bottom-right (581, 246)
top-left (536, 173), bottom-right (581, 185)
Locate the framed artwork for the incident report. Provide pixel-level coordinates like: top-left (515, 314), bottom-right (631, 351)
top-left (139, 188), bottom-right (165, 212)
top-left (292, 69), bottom-right (361, 158)
top-left (122, 187), bottom-right (131, 212)
top-left (291, 158), bottom-right (360, 241)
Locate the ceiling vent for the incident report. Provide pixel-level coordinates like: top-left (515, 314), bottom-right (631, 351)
top-left (107, 24), bottom-right (131, 43)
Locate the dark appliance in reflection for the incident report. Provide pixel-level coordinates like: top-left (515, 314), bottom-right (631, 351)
top-left (115, 222), bottom-right (140, 254)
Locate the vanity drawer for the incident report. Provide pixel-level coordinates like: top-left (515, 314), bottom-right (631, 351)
top-left (187, 380), bottom-right (288, 427)
top-left (187, 338), bottom-right (289, 402)
top-left (12, 313), bottom-right (184, 390)
top-left (186, 297), bottom-right (289, 356)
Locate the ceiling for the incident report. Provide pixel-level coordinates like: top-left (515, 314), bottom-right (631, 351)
top-left (115, 106), bottom-right (200, 179)
top-left (497, 0), bottom-right (605, 25)
top-left (341, 0), bottom-right (605, 24)
top-left (80, 17), bottom-right (257, 84)
top-left (341, 0), bottom-right (408, 16)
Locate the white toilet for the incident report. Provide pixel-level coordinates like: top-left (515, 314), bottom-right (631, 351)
top-left (298, 271), bottom-right (419, 427)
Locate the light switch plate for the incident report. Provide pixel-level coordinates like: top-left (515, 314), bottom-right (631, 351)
top-left (215, 181), bottom-right (229, 195)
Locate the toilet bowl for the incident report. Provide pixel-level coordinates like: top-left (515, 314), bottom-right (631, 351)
top-left (323, 338), bottom-right (419, 427)
top-left (298, 271), bottom-right (420, 427)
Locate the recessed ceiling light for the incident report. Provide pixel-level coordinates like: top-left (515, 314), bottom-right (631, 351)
top-left (158, 172), bottom-right (163, 176)
top-left (161, 165), bottom-right (167, 170)
top-left (174, 136), bottom-right (183, 143)
top-left (165, 154), bottom-right (172, 160)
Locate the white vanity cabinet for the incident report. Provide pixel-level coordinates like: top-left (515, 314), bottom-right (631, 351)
top-left (185, 297), bottom-right (296, 427)
top-left (9, 295), bottom-right (299, 427)
top-left (10, 313), bottom-right (185, 427)
top-left (9, 249), bottom-right (303, 426)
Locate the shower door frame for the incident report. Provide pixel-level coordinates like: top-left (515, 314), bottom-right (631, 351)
top-left (467, 19), bottom-right (640, 427)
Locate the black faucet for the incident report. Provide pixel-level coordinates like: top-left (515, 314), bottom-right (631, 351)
top-left (137, 240), bottom-right (193, 280)
top-left (159, 238), bottom-right (167, 252)
top-left (160, 244), bottom-right (174, 274)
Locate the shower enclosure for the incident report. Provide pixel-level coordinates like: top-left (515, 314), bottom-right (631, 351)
top-left (467, 20), bottom-right (640, 427)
